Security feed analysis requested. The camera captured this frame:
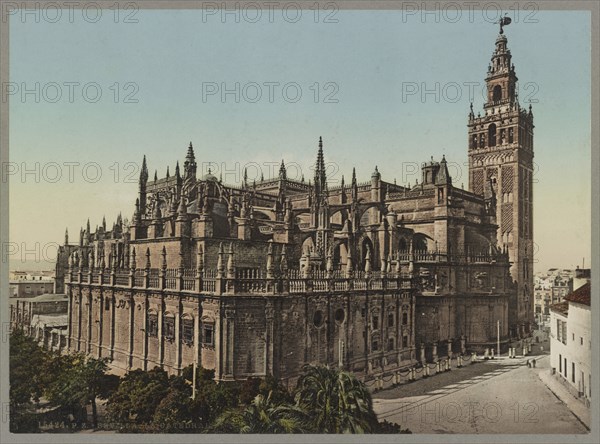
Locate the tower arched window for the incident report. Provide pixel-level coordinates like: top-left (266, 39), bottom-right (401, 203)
top-left (479, 134), bottom-right (485, 148)
top-left (493, 85), bottom-right (502, 102)
top-left (488, 124), bottom-right (497, 147)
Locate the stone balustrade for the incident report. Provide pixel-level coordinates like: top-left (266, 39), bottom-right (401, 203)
top-left (65, 265), bottom-right (414, 296)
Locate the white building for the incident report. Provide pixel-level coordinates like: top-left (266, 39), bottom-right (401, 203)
top-left (549, 282), bottom-right (591, 405)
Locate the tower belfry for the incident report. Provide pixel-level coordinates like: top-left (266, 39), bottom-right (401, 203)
top-left (468, 25), bottom-right (534, 337)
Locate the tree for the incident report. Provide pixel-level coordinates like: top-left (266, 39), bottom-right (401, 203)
top-left (190, 378), bottom-right (240, 427)
top-left (81, 357), bottom-right (115, 427)
top-left (105, 367), bottom-right (170, 431)
top-left (374, 419), bottom-right (412, 434)
top-left (9, 329), bottom-right (48, 406)
top-left (43, 354), bottom-right (114, 428)
top-left (210, 391), bottom-right (310, 433)
top-left (238, 377), bottom-right (262, 405)
top-left (151, 387), bottom-right (194, 433)
top-left (259, 374), bottom-right (293, 405)
top-left (9, 329), bottom-right (49, 432)
top-left (294, 365), bottom-right (378, 433)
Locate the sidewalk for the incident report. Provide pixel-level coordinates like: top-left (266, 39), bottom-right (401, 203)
top-left (533, 355), bottom-right (590, 430)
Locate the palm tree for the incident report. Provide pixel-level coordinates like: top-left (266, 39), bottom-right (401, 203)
top-left (211, 391), bottom-right (309, 433)
top-left (294, 364), bottom-right (377, 433)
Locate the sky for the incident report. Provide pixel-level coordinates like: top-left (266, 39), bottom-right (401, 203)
top-left (7, 7), bottom-right (591, 272)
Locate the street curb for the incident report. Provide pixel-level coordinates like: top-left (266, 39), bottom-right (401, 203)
top-left (536, 367), bottom-right (590, 431)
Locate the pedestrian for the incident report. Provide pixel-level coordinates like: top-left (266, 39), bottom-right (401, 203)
top-left (532, 359), bottom-right (536, 368)
top-left (527, 359), bottom-right (531, 368)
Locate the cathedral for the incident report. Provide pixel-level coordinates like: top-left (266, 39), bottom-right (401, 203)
top-left (58, 28), bottom-right (534, 382)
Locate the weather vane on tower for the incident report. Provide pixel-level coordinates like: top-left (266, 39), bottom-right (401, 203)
top-left (497, 14), bottom-right (512, 34)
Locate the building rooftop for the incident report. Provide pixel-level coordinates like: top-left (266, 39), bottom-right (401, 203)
top-left (13, 293), bottom-right (67, 303)
top-left (549, 301), bottom-right (569, 316)
top-left (565, 282), bottom-right (591, 307)
top-left (31, 314), bottom-right (68, 328)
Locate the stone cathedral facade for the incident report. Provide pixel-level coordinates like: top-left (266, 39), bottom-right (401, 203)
top-left (58, 29), bottom-right (533, 382)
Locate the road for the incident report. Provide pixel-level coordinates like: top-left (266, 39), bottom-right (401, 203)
top-left (372, 355), bottom-right (589, 434)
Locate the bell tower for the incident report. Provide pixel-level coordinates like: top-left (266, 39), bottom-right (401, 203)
top-left (468, 26), bottom-right (534, 337)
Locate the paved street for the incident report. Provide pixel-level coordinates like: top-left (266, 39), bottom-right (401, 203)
top-left (373, 355), bottom-right (589, 434)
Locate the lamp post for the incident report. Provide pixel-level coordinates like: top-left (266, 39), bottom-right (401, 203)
top-left (191, 361), bottom-right (196, 400)
top-left (497, 320), bottom-right (500, 357)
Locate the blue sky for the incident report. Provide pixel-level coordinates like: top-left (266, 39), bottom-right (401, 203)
top-left (8, 8), bottom-right (591, 271)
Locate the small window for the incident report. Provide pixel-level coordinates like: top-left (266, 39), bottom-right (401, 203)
top-left (147, 314), bottom-right (158, 337)
top-left (104, 298), bottom-right (110, 311)
top-left (164, 317), bottom-right (175, 340)
top-left (488, 123), bottom-right (497, 147)
top-left (387, 337), bottom-right (394, 351)
top-left (580, 337), bottom-right (583, 345)
top-left (403, 335), bottom-right (408, 348)
top-left (203, 323), bottom-right (214, 346)
top-left (182, 318), bottom-right (194, 344)
top-left (313, 310), bottom-right (324, 328)
top-left (388, 313), bottom-right (394, 328)
top-left (372, 315), bottom-right (379, 330)
top-left (559, 354), bottom-right (562, 373)
top-left (372, 338), bottom-right (379, 352)
top-left (402, 312), bottom-right (408, 325)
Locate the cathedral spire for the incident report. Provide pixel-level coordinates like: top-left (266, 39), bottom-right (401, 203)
top-left (279, 159), bottom-right (287, 180)
top-left (139, 155), bottom-right (148, 185)
top-left (436, 155), bottom-right (451, 185)
top-left (351, 167), bottom-right (358, 201)
top-left (314, 136), bottom-right (327, 195)
top-left (184, 141), bottom-right (197, 180)
top-left (138, 155), bottom-right (149, 214)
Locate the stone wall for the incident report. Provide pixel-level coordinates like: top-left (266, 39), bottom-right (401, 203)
top-left (66, 280), bottom-right (418, 381)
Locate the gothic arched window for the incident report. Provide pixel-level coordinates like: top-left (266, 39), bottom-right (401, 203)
top-left (488, 124), bottom-right (497, 147)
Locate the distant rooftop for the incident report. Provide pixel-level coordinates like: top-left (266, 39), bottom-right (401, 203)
top-left (549, 301), bottom-right (569, 316)
top-left (31, 314), bottom-right (68, 328)
top-left (565, 282), bottom-right (591, 307)
top-left (13, 293), bottom-right (67, 303)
